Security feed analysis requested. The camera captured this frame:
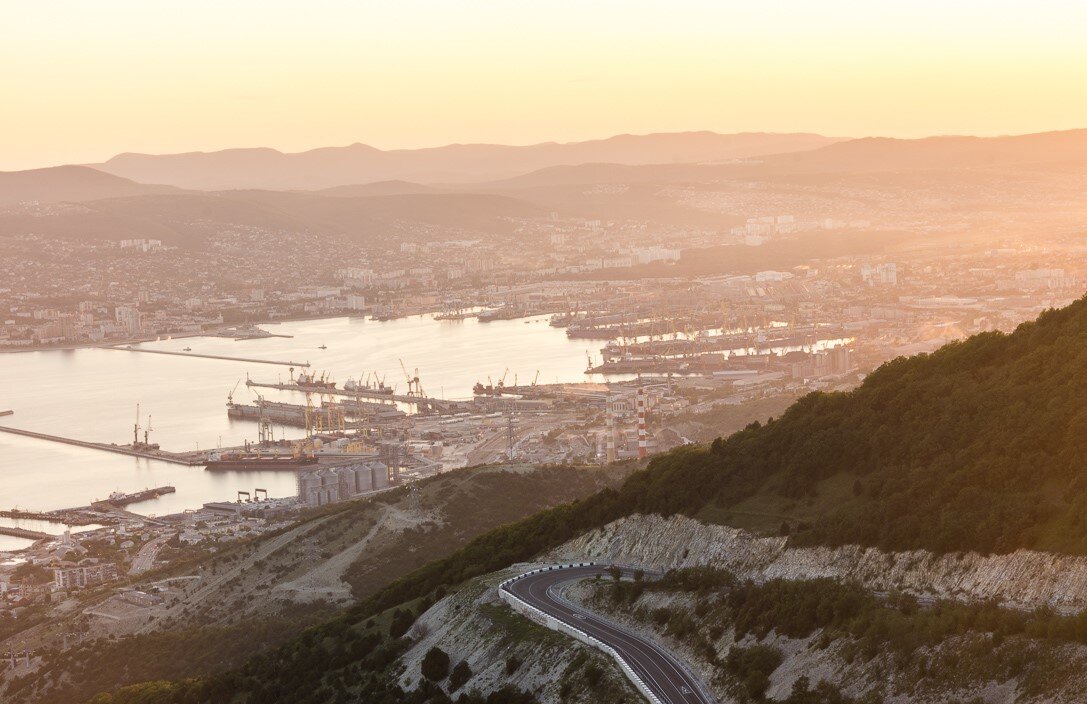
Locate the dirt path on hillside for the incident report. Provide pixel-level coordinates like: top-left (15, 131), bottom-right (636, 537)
top-left (274, 502), bottom-right (432, 602)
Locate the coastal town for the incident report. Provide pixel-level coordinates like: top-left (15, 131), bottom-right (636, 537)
top-left (3, 203), bottom-right (1083, 647)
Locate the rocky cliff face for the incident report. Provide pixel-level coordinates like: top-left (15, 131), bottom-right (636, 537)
top-left (552, 513), bottom-right (1087, 613)
top-left (399, 513), bottom-right (1087, 703)
top-left (397, 565), bottom-right (639, 702)
top-left (560, 575), bottom-right (1087, 704)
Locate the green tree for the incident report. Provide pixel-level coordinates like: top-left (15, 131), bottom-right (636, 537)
top-left (449, 660), bottom-right (472, 691)
top-left (422, 646), bottom-right (451, 681)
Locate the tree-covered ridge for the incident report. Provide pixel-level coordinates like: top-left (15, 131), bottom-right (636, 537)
top-left (629, 295), bottom-right (1087, 554)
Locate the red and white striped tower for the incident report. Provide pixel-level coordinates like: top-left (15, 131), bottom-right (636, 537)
top-left (636, 388), bottom-right (648, 459)
top-left (605, 396), bottom-right (617, 464)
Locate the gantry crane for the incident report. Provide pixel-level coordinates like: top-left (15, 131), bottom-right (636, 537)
top-left (399, 359), bottom-right (425, 398)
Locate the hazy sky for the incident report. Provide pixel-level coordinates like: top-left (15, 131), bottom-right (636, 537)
top-left (3, 0), bottom-right (1087, 170)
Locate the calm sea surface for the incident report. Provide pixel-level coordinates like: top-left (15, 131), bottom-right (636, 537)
top-left (0, 313), bottom-right (608, 549)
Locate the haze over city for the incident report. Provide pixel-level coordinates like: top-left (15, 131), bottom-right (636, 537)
top-left (5, 0), bottom-right (1087, 170)
top-left (5, 3), bottom-right (1087, 704)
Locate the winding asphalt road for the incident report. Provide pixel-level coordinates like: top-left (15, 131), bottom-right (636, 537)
top-left (503, 565), bottom-right (716, 704)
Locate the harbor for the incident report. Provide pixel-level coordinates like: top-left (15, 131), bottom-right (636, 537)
top-left (0, 313), bottom-right (620, 520)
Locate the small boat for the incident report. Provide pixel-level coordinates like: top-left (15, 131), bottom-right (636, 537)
top-left (182, 347), bottom-right (192, 351)
top-left (318, 344), bottom-right (328, 350)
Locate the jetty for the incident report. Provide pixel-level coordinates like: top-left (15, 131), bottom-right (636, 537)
top-left (0, 508), bottom-right (103, 526)
top-left (245, 379), bottom-right (473, 414)
top-left (0, 526), bottom-right (51, 541)
top-left (105, 346), bottom-right (309, 367)
top-left (0, 426), bottom-right (206, 465)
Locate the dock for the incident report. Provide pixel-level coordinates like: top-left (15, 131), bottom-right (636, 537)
top-left (245, 380), bottom-right (473, 413)
top-left (0, 426), bottom-right (206, 466)
top-left (0, 526), bottom-right (52, 541)
top-left (0, 508), bottom-right (103, 526)
top-left (105, 346), bottom-right (309, 367)
top-left (96, 486), bottom-right (177, 508)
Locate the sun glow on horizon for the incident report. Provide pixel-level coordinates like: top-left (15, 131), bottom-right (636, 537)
top-left (3, 0), bottom-right (1087, 170)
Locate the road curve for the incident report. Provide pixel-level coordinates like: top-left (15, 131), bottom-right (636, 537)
top-left (503, 565), bottom-right (716, 704)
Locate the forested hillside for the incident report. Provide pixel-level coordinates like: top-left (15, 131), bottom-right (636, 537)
top-left (88, 295), bottom-right (1087, 703)
top-left (639, 294), bottom-right (1087, 555)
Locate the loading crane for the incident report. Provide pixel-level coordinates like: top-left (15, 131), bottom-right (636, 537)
top-left (227, 379), bottom-right (241, 405)
top-left (399, 359), bottom-right (425, 398)
top-left (256, 394), bottom-right (273, 445)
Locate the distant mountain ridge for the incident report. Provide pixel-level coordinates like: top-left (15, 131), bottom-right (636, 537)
top-left (753, 128), bottom-right (1087, 173)
top-left (0, 189), bottom-right (546, 247)
top-left (90, 132), bottom-right (842, 190)
top-left (0, 165), bottom-right (177, 207)
top-left (480, 128), bottom-right (1087, 189)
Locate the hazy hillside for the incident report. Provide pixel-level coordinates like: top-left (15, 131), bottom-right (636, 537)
top-left (480, 128), bottom-right (1087, 191)
top-left (5, 464), bottom-right (629, 704)
top-left (319, 180), bottom-right (437, 197)
top-left (90, 132), bottom-right (841, 190)
top-left (0, 190), bottom-right (545, 247)
top-left (0, 165), bottom-right (176, 206)
top-left (752, 128), bottom-right (1087, 174)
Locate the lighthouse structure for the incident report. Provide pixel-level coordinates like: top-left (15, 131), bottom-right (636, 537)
top-left (606, 395), bottom-right (617, 464)
top-left (637, 387), bottom-right (648, 459)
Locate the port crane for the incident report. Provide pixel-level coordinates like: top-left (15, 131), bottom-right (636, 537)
top-left (227, 379), bottom-right (241, 405)
top-left (133, 403), bottom-right (142, 446)
top-left (399, 359), bottom-right (425, 398)
top-left (255, 394), bottom-right (273, 445)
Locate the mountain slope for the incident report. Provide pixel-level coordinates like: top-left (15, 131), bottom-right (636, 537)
top-left (0, 190), bottom-right (545, 247)
top-left (4, 464), bottom-right (630, 704)
top-left (0, 165), bottom-right (177, 206)
top-left (753, 128), bottom-right (1087, 174)
top-left (319, 180), bottom-right (437, 197)
top-left (91, 132), bottom-right (841, 190)
top-left (76, 295), bottom-right (1087, 703)
top-left (479, 128), bottom-right (1087, 190)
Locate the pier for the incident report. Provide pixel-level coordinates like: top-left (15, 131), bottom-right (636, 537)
top-left (0, 410), bottom-right (12, 417)
top-left (0, 426), bottom-right (206, 465)
top-left (105, 346), bottom-right (309, 367)
top-left (245, 380), bottom-right (473, 414)
top-left (96, 486), bottom-right (177, 508)
top-left (0, 509), bottom-right (102, 526)
top-left (0, 526), bottom-right (52, 541)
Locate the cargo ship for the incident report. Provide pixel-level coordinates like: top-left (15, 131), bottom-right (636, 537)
top-left (98, 486), bottom-right (176, 508)
top-left (344, 376), bottom-right (395, 395)
top-left (204, 451), bottom-right (318, 471)
top-left (293, 369), bottom-right (336, 391)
